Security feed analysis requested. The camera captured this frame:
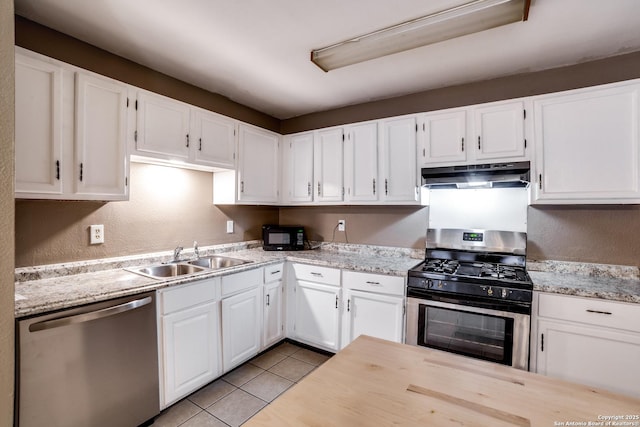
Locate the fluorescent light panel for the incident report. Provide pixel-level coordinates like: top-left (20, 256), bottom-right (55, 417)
top-left (311, 0), bottom-right (529, 71)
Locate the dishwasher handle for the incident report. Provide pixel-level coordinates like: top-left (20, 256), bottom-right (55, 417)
top-left (29, 296), bottom-right (153, 332)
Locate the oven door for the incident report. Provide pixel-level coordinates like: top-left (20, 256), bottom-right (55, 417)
top-left (406, 296), bottom-right (530, 370)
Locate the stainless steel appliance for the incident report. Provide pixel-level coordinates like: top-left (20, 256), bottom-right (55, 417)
top-left (422, 161), bottom-right (530, 188)
top-left (16, 292), bottom-right (159, 427)
top-left (262, 224), bottom-right (305, 251)
top-left (406, 229), bottom-right (533, 370)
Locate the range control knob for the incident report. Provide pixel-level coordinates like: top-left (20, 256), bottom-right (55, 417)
top-left (501, 288), bottom-right (508, 298)
top-left (487, 287), bottom-right (493, 296)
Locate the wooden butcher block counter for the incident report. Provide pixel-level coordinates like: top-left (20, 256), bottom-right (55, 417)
top-left (246, 336), bottom-right (640, 426)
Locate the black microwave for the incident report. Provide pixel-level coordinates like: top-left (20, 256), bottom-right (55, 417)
top-left (262, 225), bottom-right (305, 251)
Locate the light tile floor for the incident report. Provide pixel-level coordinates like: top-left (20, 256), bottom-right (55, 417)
top-left (153, 341), bottom-right (331, 427)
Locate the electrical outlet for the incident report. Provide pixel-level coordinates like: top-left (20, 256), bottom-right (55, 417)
top-left (338, 219), bottom-right (346, 232)
top-left (226, 220), bottom-right (234, 234)
top-left (90, 224), bottom-right (104, 244)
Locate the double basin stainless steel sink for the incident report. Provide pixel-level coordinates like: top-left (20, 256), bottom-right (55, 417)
top-left (128, 255), bottom-right (252, 279)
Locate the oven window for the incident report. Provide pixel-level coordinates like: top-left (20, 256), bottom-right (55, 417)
top-left (417, 305), bottom-right (514, 365)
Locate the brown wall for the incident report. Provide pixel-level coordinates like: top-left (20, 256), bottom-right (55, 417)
top-left (527, 205), bottom-right (640, 265)
top-left (1, 0), bottom-right (15, 424)
top-left (279, 206), bottom-right (428, 250)
top-left (15, 16), bottom-right (280, 133)
top-left (15, 163), bottom-right (278, 267)
top-left (281, 51), bottom-right (640, 134)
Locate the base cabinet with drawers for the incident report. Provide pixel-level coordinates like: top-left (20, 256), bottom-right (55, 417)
top-left (534, 292), bottom-right (640, 398)
top-left (263, 263), bottom-right (285, 348)
top-left (157, 278), bottom-right (221, 408)
top-left (291, 264), bottom-right (342, 352)
top-left (221, 268), bottom-right (263, 372)
top-left (341, 271), bottom-right (405, 349)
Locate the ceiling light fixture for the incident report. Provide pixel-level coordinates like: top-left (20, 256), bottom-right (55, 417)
top-left (311, 0), bottom-right (530, 72)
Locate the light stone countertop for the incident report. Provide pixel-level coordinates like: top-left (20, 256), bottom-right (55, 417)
top-left (14, 242), bottom-right (640, 318)
top-left (14, 242), bottom-right (423, 318)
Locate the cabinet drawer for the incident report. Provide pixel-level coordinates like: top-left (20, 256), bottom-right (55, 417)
top-left (160, 278), bottom-right (218, 315)
top-left (343, 271), bottom-right (405, 296)
top-left (292, 263), bottom-right (340, 286)
top-left (221, 268), bottom-right (263, 297)
top-left (264, 263), bottom-right (284, 283)
top-left (538, 293), bottom-right (640, 333)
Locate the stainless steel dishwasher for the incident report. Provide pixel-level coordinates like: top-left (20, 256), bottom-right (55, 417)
top-left (16, 292), bottom-right (160, 427)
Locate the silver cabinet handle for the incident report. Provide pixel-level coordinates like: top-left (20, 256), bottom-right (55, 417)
top-left (373, 178), bottom-right (376, 195)
top-left (29, 296), bottom-right (152, 332)
top-left (199, 138), bottom-right (202, 151)
top-left (347, 299), bottom-right (351, 312)
top-left (335, 295), bottom-right (338, 309)
top-left (477, 136), bottom-right (481, 150)
top-left (586, 309), bottom-right (612, 315)
top-left (310, 272), bottom-right (323, 277)
top-left (79, 163), bottom-right (83, 182)
top-left (385, 179), bottom-right (388, 195)
top-left (266, 294), bottom-right (270, 306)
top-left (240, 181), bottom-right (244, 193)
top-left (366, 281), bottom-right (382, 286)
top-left (186, 133), bottom-right (190, 147)
top-left (271, 270), bottom-right (281, 275)
top-left (307, 182), bottom-right (311, 196)
top-left (317, 182), bottom-right (321, 196)
top-left (461, 137), bottom-right (465, 152)
top-left (56, 160), bottom-right (60, 180)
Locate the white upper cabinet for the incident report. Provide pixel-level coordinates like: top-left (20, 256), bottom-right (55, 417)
top-left (237, 123), bottom-right (280, 203)
top-left (74, 73), bottom-right (129, 199)
top-left (135, 91), bottom-right (191, 160)
top-left (420, 109), bottom-right (467, 165)
top-left (283, 132), bottom-right (314, 204)
top-left (344, 122), bottom-right (378, 202)
top-left (15, 53), bottom-right (64, 196)
top-left (418, 100), bottom-right (527, 168)
top-left (192, 108), bottom-right (237, 169)
top-left (15, 49), bottom-right (129, 201)
top-left (473, 100), bottom-right (526, 161)
top-left (380, 116), bottom-right (419, 204)
top-left (314, 127), bottom-right (344, 203)
top-left (533, 82), bottom-right (640, 204)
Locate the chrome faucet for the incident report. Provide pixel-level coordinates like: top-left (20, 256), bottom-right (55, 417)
top-left (193, 241), bottom-right (200, 259)
top-left (173, 245), bottom-right (184, 262)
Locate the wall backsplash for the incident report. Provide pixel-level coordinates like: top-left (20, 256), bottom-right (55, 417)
top-left (15, 163), bottom-right (278, 267)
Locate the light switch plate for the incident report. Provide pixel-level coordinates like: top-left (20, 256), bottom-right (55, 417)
top-left (226, 220), bottom-right (234, 234)
top-left (90, 224), bottom-right (104, 244)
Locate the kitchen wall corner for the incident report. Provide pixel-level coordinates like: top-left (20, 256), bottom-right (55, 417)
top-left (0, 0), bottom-right (15, 424)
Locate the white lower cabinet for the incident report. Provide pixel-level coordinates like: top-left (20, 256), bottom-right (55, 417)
top-left (292, 264), bottom-right (341, 352)
top-left (157, 278), bottom-right (221, 408)
top-left (341, 271), bottom-right (405, 349)
top-left (263, 264), bottom-right (285, 349)
top-left (534, 293), bottom-right (640, 398)
top-left (221, 268), bottom-right (263, 371)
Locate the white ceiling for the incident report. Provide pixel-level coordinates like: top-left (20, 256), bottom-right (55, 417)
top-left (14, 0), bottom-right (640, 119)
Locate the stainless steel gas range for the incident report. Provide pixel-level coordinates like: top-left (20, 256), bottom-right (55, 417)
top-left (406, 228), bottom-right (533, 370)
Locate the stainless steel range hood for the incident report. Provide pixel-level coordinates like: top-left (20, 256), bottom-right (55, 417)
top-left (422, 161), bottom-right (530, 189)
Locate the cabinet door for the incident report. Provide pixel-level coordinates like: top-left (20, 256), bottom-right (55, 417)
top-left (473, 101), bottom-right (526, 161)
top-left (294, 281), bottom-right (340, 351)
top-left (536, 319), bottom-right (640, 398)
top-left (237, 124), bottom-right (280, 203)
top-left (534, 85), bottom-right (640, 203)
top-left (222, 287), bottom-right (262, 371)
top-left (342, 289), bottom-right (404, 349)
top-left (15, 54), bottom-right (64, 196)
top-left (162, 301), bottom-right (221, 407)
top-left (74, 73), bottom-right (128, 200)
top-left (285, 132), bottom-right (314, 203)
top-left (314, 128), bottom-right (344, 202)
top-left (380, 116), bottom-right (419, 203)
top-left (421, 110), bottom-right (467, 165)
top-left (345, 122), bottom-right (378, 202)
top-left (136, 91), bottom-right (190, 160)
top-left (193, 109), bottom-right (236, 168)
top-left (263, 280), bottom-right (284, 348)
